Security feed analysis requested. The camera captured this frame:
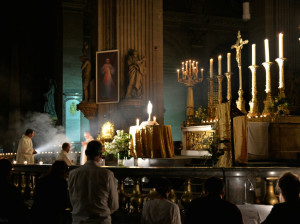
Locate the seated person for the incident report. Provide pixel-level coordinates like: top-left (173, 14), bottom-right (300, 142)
top-left (0, 159), bottom-right (29, 224)
top-left (186, 177), bottom-right (243, 224)
top-left (141, 178), bottom-right (181, 224)
top-left (262, 172), bottom-right (300, 224)
top-left (32, 160), bottom-right (70, 224)
top-left (56, 142), bottom-right (74, 166)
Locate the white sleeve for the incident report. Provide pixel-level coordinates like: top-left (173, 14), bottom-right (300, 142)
top-left (108, 173), bottom-right (119, 213)
top-left (21, 138), bottom-right (34, 155)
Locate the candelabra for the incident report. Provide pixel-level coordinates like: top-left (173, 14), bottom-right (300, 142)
top-left (275, 57), bottom-right (286, 98)
top-left (262, 62), bottom-right (273, 116)
top-left (177, 60), bottom-right (203, 125)
top-left (225, 72), bottom-right (233, 102)
top-left (248, 65), bottom-right (259, 117)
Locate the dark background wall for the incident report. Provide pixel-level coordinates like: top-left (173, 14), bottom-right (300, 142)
top-left (0, 0), bottom-right (62, 150)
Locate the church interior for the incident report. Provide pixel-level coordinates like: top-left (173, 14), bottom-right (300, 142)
top-left (1, 0), bottom-right (300, 223)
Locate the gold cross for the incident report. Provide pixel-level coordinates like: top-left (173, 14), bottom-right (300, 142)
top-left (231, 31), bottom-right (248, 67)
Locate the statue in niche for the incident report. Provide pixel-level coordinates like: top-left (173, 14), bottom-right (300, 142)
top-left (125, 49), bottom-right (146, 98)
top-left (43, 79), bottom-right (57, 119)
top-left (81, 41), bottom-right (92, 102)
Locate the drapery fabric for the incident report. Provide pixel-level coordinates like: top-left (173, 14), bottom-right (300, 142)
top-left (233, 116), bottom-right (248, 163)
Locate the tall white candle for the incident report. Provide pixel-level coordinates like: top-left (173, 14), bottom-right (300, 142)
top-left (136, 118), bottom-right (139, 126)
top-left (177, 69), bottom-right (180, 79)
top-left (210, 58), bottom-right (213, 78)
top-left (264, 39), bottom-right (270, 62)
top-left (279, 33), bottom-right (283, 58)
top-left (227, 53), bottom-right (231, 72)
top-left (218, 55), bottom-right (222, 75)
top-left (252, 44), bottom-right (256, 65)
top-left (201, 68), bottom-right (204, 79)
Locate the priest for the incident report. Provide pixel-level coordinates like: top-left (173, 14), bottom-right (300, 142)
top-left (16, 129), bottom-right (37, 164)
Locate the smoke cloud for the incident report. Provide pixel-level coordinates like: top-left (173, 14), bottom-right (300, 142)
top-left (19, 112), bottom-right (70, 153)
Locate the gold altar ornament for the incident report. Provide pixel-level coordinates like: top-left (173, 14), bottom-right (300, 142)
top-left (98, 121), bottom-right (115, 141)
top-left (177, 59), bottom-right (203, 126)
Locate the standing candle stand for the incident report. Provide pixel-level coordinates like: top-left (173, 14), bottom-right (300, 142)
top-left (262, 61), bottom-right (273, 116)
top-left (275, 57), bottom-right (286, 98)
top-left (248, 65), bottom-right (260, 117)
top-left (225, 72), bottom-right (233, 102)
top-left (217, 75), bottom-right (223, 104)
top-left (177, 60), bottom-right (203, 126)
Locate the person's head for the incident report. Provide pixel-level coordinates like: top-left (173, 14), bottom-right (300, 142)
top-left (80, 55), bottom-right (87, 62)
top-left (25, 129), bottom-right (34, 138)
top-left (278, 172), bottom-right (300, 202)
top-left (49, 160), bottom-right (68, 179)
top-left (204, 177), bottom-right (225, 198)
top-left (0, 159), bottom-right (12, 180)
top-left (85, 140), bottom-right (102, 162)
top-left (84, 132), bottom-right (91, 140)
top-left (62, 142), bottom-right (71, 153)
top-left (105, 58), bottom-right (110, 64)
top-left (154, 178), bottom-right (171, 198)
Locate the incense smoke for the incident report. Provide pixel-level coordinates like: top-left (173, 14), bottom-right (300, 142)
top-left (19, 112), bottom-right (70, 153)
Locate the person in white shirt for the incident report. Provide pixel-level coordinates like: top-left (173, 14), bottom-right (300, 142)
top-left (69, 140), bottom-right (118, 224)
top-left (141, 178), bottom-right (181, 224)
top-left (16, 129), bottom-right (37, 164)
top-left (56, 142), bottom-right (74, 166)
top-left (80, 132), bottom-right (94, 165)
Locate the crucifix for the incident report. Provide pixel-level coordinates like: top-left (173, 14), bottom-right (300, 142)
top-left (231, 30), bottom-right (248, 113)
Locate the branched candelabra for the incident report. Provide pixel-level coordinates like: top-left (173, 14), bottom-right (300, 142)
top-left (177, 60), bottom-right (203, 125)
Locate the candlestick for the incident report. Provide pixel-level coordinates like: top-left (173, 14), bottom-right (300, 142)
top-left (262, 61), bottom-right (274, 116)
top-left (218, 55), bottom-right (222, 75)
top-left (264, 39), bottom-right (270, 62)
top-left (275, 57), bottom-right (286, 98)
top-left (225, 72), bottom-right (233, 102)
top-left (177, 69), bottom-right (180, 80)
top-left (217, 74), bottom-right (223, 104)
top-left (210, 58), bottom-right (213, 78)
top-left (248, 65), bottom-right (260, 117)
top-left (201, 68), bottom-right (204, 79)
top-left (279, 33), bottom-right (283, 58)
top-left (227, 53), bottom-right (231, 72)
top-left (252, 44), bottom-right (256, 65)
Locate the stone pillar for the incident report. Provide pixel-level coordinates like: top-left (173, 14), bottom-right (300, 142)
top-left (97, 0), bottom-right (163, 130)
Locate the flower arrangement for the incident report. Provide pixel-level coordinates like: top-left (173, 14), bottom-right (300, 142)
top-left (272, 95), bottom-right (292, 116)
top-left (103, 130), bottom-right (132, 159)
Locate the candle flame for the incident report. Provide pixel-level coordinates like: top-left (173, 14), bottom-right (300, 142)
top-left (218, 55), bottom-right (222, 59)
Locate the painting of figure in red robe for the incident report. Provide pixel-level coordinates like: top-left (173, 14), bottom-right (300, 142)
top-left (96, 50), bottom-right (119, 103)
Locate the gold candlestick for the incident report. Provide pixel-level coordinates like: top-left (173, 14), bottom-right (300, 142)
top-left (262, 61), bottom-right (273, 116)
top-left (225, 72), bottom-right (233, 102)
top-left (275, 57), bottom-right (286, 98)
top-left (177, 60), bottom-right (203, 126)
top-left (248, 65), bottom-right (259, 117)
top-left (217, 75), bottom-right (223, 104)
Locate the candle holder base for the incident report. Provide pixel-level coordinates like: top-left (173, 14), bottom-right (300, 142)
top-left (262, 93), bottom-right (274, 117)
top-left (248, 100), bottom-right (260, 117)
top-left (278, 87), bottom-right (286, 98)
top-left (236, 89), bottom-right (246, 114)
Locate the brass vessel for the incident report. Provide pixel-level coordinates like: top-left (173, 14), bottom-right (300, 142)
top-left (264, 177), bottom-right (278, 205)
top-left (181, 179), bottom-right (193, 208)
top-left (168, 189), bottom-right (177, 204)
top-left (130, 180), bottom-right (143, 213)
top-left (118, 180), bottom-right (129, 211)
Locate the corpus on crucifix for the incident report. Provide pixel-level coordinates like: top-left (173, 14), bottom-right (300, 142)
top-left (231, 30), bottom-right (248, 113)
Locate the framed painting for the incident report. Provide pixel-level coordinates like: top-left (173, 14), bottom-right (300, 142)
top-left (96, 50), bottom-right (119, 104)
